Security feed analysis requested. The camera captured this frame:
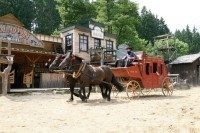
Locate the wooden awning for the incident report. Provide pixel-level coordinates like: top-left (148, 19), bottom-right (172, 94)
top-left (1, 48), bottom-right (56, 64)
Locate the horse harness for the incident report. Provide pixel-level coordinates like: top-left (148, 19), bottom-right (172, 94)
top-left (65, 62), bottom-right (112, 86)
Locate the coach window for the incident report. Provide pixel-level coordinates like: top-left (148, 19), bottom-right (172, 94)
top-left (146, 63), bottom-right (150, 75)
top-left (79, 34), bottom-right (88, 52)
top-left (153, 63), bottom-right (157, 73)
top-left (65, 34), bottom-right (73, 51)
top-left (94, 38), bottom-right (101, 49)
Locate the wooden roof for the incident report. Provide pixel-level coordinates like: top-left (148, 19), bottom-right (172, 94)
top-left (0, 13), bottom-right (24, 27)
top-left (170, 54), bottom-right (200, 64)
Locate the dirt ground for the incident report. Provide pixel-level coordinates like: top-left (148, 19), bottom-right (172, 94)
top-left (0, 87), bottom-right (200, 133)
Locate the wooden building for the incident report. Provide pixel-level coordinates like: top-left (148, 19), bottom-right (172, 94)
top-left (0, 14), bottom-right (118, 91)
top-left (170, 53), bottom-right (200, 86)
top-left (0, 13), bottom-right (64, 90)
top-left (60, 21), bottom-right (117, 63)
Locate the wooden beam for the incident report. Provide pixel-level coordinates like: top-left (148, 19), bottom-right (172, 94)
top-left (24, 54), bottom-right (33, 63)
top-left (33, 55), bottom-right (42, 64)
top-left (8, 41), bottom-right (11, 55)
top-left (0, 41), bottom-right (2, 54)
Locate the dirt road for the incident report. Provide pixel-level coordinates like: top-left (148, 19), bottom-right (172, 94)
top-left (0, 88), bottom-right (200, 133)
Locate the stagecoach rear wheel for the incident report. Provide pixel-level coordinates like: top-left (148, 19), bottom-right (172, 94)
top-left (126, 80), bottom-right (141, 98)
top-left (162, 77), bottom-right (174, 96)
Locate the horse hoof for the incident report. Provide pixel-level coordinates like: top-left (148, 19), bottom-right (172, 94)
top-left (107, 98), bottom-right (111, 101)
top-left (66, 99), bottom-right (73, 102)
top-left (82, 99), bottom-right (87, 102)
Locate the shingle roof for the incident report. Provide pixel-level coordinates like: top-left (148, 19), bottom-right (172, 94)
top-left (170, 53), bottom-right (200, 64)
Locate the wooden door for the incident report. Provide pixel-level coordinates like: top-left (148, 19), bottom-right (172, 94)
top-left (143, 62), bottom-right (153, 88)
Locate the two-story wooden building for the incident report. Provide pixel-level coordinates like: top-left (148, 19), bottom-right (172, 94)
top-left (60, 21), bottom-right (117, 63)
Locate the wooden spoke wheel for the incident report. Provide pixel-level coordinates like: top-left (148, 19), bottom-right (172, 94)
top-left (162, 77), bottom-right (174, 96)
top-left (112, 85), bottom-right (119, 97)
top-left (112, 77), bottom-right (127, 97)
top-left (141, 88), bottom-right (151, 96)
top-left (126, 80), bottom-right (141, 98)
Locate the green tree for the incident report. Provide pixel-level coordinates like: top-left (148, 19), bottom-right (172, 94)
top-left (95, 0), bottom-right (145, 50)
top-left (0, 0), bottom-right (35, 30)
top-left (57, 0), bottom-right (96, 27)
top-left (33, 0), bottom-right (61, 35)
top-left (137, 6), bottom-right (170, 42)
top-left (95, 0), bottom-right (115, 33)
top-left (146, 39), bottom-right (189, 60)
top-left (175, 26), bottom-right (200, 54)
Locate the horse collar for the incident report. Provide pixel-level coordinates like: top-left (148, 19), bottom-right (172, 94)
top-left (72, 63), bottom-right (87, 79)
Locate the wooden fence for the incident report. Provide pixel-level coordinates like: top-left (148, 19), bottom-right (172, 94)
top-left (40, 73), bottom-right (67, 88)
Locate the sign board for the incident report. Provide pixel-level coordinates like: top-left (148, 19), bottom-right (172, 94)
top-left (0, 23), bottom-right (44, 47)
top-left (91, 26), bottom-right (104, 39)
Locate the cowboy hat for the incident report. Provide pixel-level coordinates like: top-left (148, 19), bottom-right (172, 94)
top-left (126, 47), bottom-right (132, 50)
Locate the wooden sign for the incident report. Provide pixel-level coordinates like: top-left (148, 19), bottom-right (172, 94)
top-left (89, 21), bottom-right (104, 39)
top-left (0, 23), bottom-right (44, 47)
top-left (91, 26), bottom-right (104, 39)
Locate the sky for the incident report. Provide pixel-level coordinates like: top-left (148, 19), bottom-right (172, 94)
top-left (134, 0), bottom-right (200, 33)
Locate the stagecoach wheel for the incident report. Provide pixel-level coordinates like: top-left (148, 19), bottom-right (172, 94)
top-left (141, 88), bottom-right (151, 96)
top-left (126, 80), bottom-right (141, 98)
top-left (112, 85), bottom-right (119, 97)
top-left (162, 77), bottom-right (174, 96)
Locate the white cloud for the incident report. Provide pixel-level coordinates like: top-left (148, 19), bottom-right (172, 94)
top-left (134, 0), bottom-right (200, 32)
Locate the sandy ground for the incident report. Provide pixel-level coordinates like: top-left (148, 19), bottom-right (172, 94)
top-left (0, 87), bottom-right (200, 133)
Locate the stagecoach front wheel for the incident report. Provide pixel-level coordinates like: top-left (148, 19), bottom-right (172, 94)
top-left (126, 80), bottom-right (141, 98)
top-left (162, 77), bottom-right (174, 96)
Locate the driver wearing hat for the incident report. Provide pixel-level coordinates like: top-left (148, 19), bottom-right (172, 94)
top-left (123, 47), bottom-right (137, 67)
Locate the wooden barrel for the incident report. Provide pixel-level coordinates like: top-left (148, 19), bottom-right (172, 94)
top-left (40, 73), bottom-right (67, 88)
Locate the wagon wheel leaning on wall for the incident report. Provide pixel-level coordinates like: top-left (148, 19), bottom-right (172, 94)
top-left (126, 80), bottom-right (142, 98)
top-left (162, 77), bottom-right (174, 96)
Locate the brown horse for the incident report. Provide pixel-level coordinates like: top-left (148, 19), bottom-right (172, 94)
top-left (49, 53), bottom-right (107, 102)
top-left (58, 52), bottom-right (124, 101)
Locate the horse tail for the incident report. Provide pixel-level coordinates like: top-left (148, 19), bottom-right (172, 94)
top-left (111, 75), bottom-right (124, 92)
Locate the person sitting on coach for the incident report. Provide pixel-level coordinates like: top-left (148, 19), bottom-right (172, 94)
top-left (123, 47), bottom-right (138, 67)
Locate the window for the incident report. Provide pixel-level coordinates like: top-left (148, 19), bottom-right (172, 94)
top-left (94, 38), bottom-right (101, 49)
top-left (106, 40), bottom-right (113, 55)
top-left (153, 63), bottom-right (157, 73)
top-left (65, 34), bottom-right (73, 51)
top-left (79, 34), bottom-right (88, 52)
top-left (146, 63), bottom-right (150, 75)
top-left (106, 40), bottom-right (113, 50)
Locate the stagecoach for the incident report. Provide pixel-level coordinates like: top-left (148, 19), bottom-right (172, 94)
top-left (111, 51), bottom-right (174, 98)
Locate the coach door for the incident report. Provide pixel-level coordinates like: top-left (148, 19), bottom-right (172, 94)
top-left (144, 62), bottom-right (153, 88)
top-left (152, 62), bottom-right (159, 88)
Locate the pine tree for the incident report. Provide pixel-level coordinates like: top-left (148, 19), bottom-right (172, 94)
top-left (0, 0), bottom-right (35, 30)
top-left (33, 0), bottom-right (61, 35)
top-left (57, 0), bottom-right (96, 27)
